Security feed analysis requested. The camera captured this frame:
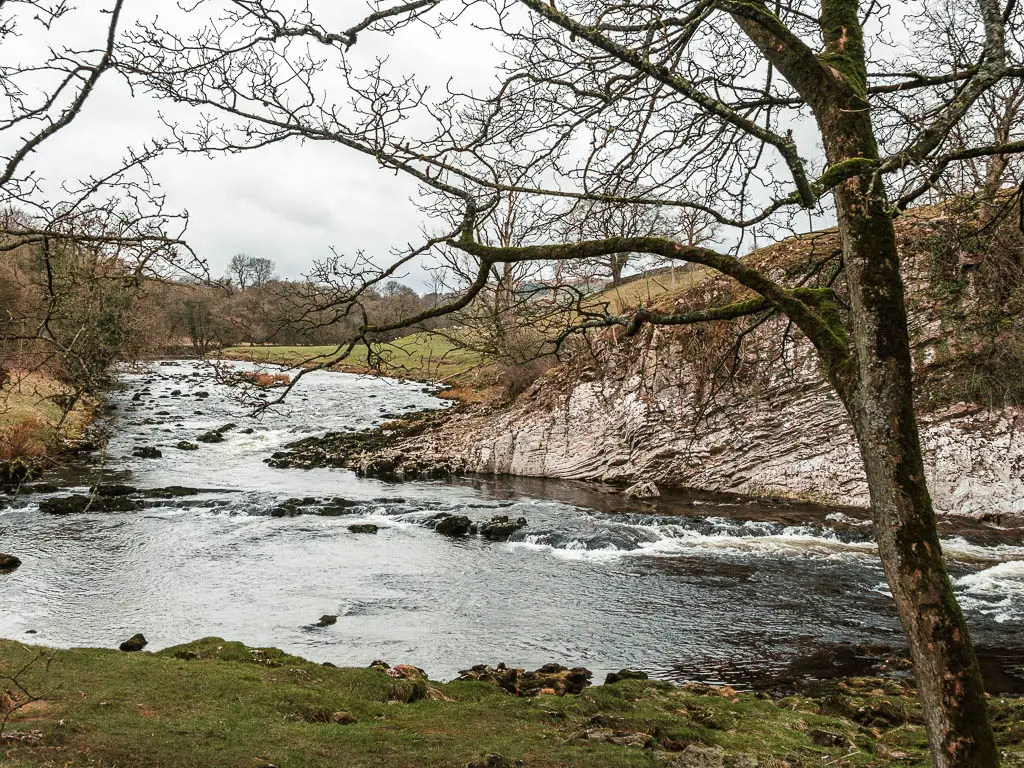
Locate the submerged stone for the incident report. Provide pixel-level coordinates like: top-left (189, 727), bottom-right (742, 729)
top-left (347, 523), bottom-right (378, 534)
top-left (0, 554), bottom-right (21, 574)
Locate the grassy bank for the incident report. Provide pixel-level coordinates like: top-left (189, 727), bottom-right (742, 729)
top-left (222, 333), bottom-right (481, 386)
top-left (1, 638), bottom-right (1022, 767)
top-left (0, 371), bottom-right (91, 480)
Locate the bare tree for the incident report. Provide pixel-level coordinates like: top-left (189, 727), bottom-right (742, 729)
top-left (0, 0), bottom-right (196, 410)
top-left (122, 0), bottom-right (1024, 763)
top-left (248, 256), bottom-right (275, 288)
top-left (227, 252), bottom-right (252, 289)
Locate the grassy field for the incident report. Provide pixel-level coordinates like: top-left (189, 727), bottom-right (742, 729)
top-left (223, 332), bottom-right (482, 385)
top-left (3, 637), bottom-right (1019, 767)
top-left (591, 265), bottom-right (719, 313)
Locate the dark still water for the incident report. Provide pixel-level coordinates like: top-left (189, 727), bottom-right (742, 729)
top-left (1, 360), bottom-right (1022, 684)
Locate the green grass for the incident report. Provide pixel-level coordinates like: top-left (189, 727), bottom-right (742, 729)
top-left (591, 265), bottom-right (718, 313)
top-left (2, 637), bottom-right (1022, 767)
top-left (222, 332), bottom-right (481, 385)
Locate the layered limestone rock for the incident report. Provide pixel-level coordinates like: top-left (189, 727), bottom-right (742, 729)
top-left (357, 206), bottom-right (1024, 518)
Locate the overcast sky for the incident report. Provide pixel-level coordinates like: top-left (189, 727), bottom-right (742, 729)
top-left (5, 0), bottom-right (506, 289)
top-left (3, 1), bottom-right (928, 289)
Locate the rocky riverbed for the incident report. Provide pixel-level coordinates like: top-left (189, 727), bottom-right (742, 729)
top-left (1, 359), bottom-right (1023, 689)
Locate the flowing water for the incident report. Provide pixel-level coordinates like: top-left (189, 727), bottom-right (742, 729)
top-left (1, 360), bottom-right (1022, 686)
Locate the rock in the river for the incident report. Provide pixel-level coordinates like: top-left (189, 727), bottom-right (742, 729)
top-left (315, 615), bottom-right (337, 628)
top-left (320, 497), bottom-right (361, 516)
top-left (0, 554), bottom-right (21, 574)
top-left (216, 423), bottom-right (237, 434)
top-left (624, 480), bottom-right (660, 499)
top-left (175, 441), bottom-right (199, 451)
top-left (479, 515), bottom-right (527, 541)
top-left (433, 514), bottom-right (474, 536)
top-left (119, 633), bottom-right (148, 652)
top-left (604, 669), bottom-right (649, 685)
top-left (347, 523), bottom-right (378, 534)
top-left (458, 662), bottom-right (592, 696)
top-left (39, 495), bottom-right (142, 514)
top-left (144, 486), bottom-right (205, 499)
top-left (132, 446), bottom-right (162, 459)
top-left (196, 430), bottom-right (225, 444)
top-left (93, 484), bottom-right (137, 497)
top-left (25, 483), bottom-right (60, 494)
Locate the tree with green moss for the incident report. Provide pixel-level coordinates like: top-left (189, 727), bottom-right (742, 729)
top-left (123, 0), bottom-right (1024, 764)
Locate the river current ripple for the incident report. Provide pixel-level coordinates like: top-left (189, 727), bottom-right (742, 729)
top-left (1, 360), bottom-right (1022, 684)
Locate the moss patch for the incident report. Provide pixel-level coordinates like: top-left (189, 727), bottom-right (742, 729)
top-left (1, 639), bottom-right (1022, 767)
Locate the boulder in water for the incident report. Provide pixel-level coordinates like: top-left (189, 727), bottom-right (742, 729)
top-left (196, 430), bottom-right (225, 444)
top-left (39, 495), bottom-right (141, 514)
top-left (434, 514), bottom-right (474, 537)
top-left (132, 446), bottom-right (162, 459)
top-left (315, 615), bottom-right (337, 628)
top-left (0, 554), bottom-right (21, 574)
top-left (119, 633), bottom-right (148, 652)
top-left (93, 484), bottom-right (137, 497)
top-left (175, 441), bottom-right (199, 451)
top-left (144, 486), bottom-right (204, 499)
top-left (480, 515), bottom-right (527, 541)
top-left (347, 523), bottom-right (378, 534)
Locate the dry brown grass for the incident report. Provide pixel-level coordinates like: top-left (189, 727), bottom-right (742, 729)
top-left (0, 370), bottom-right (89, 463)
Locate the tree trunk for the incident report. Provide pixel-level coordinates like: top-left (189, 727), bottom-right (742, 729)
top-left (830, 167), bottom-right (998, 766)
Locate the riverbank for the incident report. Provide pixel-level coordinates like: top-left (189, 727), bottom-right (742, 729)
top-left (1, 638), bottom-right (1021, 767)
top-left (0, 370), bottom-right (94, 486)
top-left (221, 334), bottom-right (487, 399)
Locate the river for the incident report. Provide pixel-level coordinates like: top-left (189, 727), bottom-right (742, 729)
top-left (1, 360), bottom-right (1022, 686)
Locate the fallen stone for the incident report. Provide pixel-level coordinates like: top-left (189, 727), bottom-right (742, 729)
top-left (119, 633), bottom-right (148, 652)
top-left (624, 480), bottom-right (660, 499)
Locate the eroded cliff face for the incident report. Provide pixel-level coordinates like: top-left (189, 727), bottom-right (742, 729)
top-left (361, 205), bottom-right (1024, 518)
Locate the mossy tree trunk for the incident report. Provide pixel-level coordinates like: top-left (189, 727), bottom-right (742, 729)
top-left (731, 2), bottom-right (1000, 763)
top-left (817, 66), bottom-right (998, 768)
